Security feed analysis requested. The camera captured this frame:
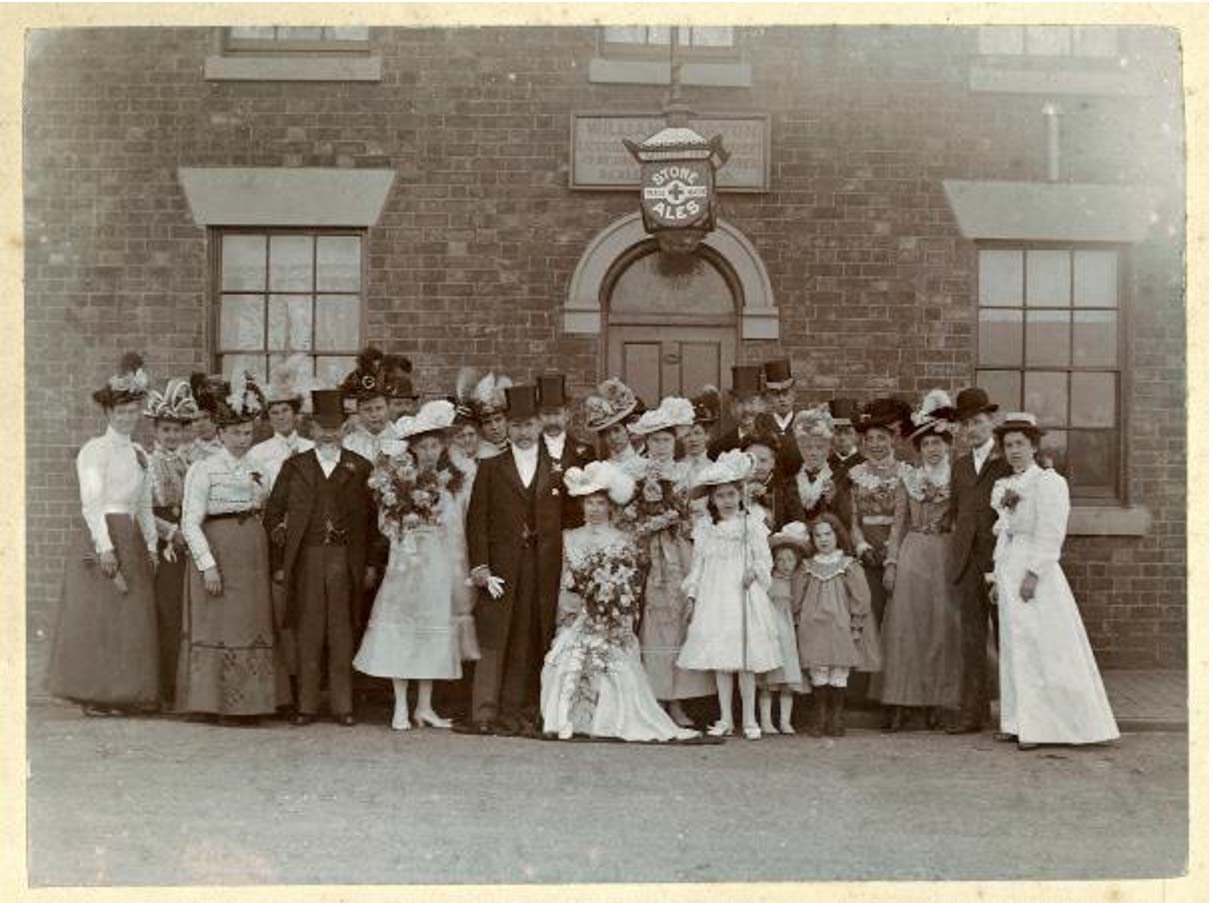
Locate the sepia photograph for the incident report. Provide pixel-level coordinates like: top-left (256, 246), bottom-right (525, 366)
top-left (7, 2), bottom-right (1205, 899)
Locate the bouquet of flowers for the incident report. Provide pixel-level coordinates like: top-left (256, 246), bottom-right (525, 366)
top-left (564, 542), bottom-right (645, 719)
top-left (617, 474), bottom-right (688, 546)
top-left (366, 451), bottom-right (445, 538)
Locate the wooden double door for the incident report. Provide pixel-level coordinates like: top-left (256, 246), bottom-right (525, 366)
top-left (607, 325), bottom-right (736, 409)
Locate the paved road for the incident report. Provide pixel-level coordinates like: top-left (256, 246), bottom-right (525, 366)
top-left (26, 702), bottom-right (1188, 886)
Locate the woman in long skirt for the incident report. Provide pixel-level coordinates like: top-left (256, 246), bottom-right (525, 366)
top-left (990, 414), bottom-right (1118, 750)
top-left (48, 353), bottom-right (160, 716)
top-left (176, 375), bottom-right (281, 726)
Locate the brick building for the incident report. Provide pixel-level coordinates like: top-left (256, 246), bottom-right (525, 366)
top-left (23, 24), bottom-right (1187, 683)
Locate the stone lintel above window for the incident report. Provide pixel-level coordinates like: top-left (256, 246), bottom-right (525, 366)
top-left (178, 167), bottom-right (396, 227)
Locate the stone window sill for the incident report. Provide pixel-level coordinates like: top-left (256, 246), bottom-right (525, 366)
top-left (587, 58), bottom-right (751, 88)
top-left (1067, 505), bottom-right (1151, 537)
top-left (204, 54), bottom-right (382, 82)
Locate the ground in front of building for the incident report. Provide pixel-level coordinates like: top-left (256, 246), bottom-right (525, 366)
top-left (26, 701), bottom-right (1187, 886)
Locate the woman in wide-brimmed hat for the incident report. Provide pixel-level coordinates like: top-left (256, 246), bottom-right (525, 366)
top-left (989, 413), bottom-right (1119, 750)
top-left (48, 353), bottom-right (161, 717)
top-left (583, 378), bottom-right (645, 479)
top-left (176, 373), bottom-right (284, 726)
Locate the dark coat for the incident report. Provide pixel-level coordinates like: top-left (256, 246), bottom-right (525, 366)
top-left (264, 448), bottom-right (375, 629)
top-left (828, 449), bottom-right (863, 482)
top-left (465, 445), bottom-right (565, 655)
top-left (946, 447), bottom-right (1012, 584)
top-left (777, 466), bottom-right (852, 532)
top-left (548, 434), bottom-right (596, 529)
top-left (770, 414), bottom-right (803, 478)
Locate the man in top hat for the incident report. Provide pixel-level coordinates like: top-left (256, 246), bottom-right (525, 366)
top-left (763, 358), bottom-right (803, 478)
top-left (459, 384), bottom-right (565, 737)
top-left (826, 398), bottom-right (863, 480)
top-left (536, 373), bottom-right (594, 528)
top-left (265, 389), bottom-right (377, 727)
top-left (708, 364), bottom-right (770, 458)
top-left (945, 386), bottom-right (1012, 734)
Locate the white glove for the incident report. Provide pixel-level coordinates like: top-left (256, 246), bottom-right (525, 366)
top-left (161, 543), bottom-right (177, 564)
top-left (485, 575), bottom-right (505, 599)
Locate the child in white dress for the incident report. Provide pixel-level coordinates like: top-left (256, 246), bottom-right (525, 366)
top-left (678, 450), bottom-right (784, 739)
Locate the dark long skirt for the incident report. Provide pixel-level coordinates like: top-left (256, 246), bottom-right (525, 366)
top-left (154, 545), bottom-right (186, 707)
top-left (48, 515), bottom-right (159, 706)
top-left (175, 517), bottom-right (279, 716)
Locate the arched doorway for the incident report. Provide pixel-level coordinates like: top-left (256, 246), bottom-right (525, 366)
top-left (602, 241), bottom-right (740, 407)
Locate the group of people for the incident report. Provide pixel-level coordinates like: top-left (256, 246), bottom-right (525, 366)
top-left (48, 347), bottom-right (1120, 750)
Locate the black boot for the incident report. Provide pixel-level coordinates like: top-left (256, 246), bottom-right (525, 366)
top-left (828, 687), bottom-right (847, 737)
top-left (808, 687), bottom-right (826, 737)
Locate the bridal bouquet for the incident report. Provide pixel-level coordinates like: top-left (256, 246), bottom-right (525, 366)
top-left (367, 451), bottom-right (444, 536)
top-left (617, 475), bottom-right (688, 546)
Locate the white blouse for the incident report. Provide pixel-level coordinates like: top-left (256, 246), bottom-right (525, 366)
top-left (180, 448), bottom-right (268, 572)
top-left (247, 430), bottom-right (315, 490)
top-left (76, 426), bottom-right (156, 556)
top-left (343, 422), bottom-right (407, 463)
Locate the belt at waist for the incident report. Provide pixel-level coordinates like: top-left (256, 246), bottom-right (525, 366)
top-left (205, 509), bottom-right (261, 525)
top-left (305, 539), bottom-right (349, 548)
top-left (153, 504), bottom-right (181, 522)
top-left (103, 506), bottom-right (133, 516)
top-left (861, 515), bottom-right (895, 526)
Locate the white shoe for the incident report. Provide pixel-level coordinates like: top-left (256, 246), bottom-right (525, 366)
top-left (414, 710), bottom-right (453, 729)
top-left (391, 712), bottom-right (411, 731)
top-left (760, 721), bottom-right (778, 735)
top-left (706, 720), bottom-right (734, 737)
top-left (743, 724), bottom-right (762, 741)
top-left (779, 723), bottom-right (796, 735)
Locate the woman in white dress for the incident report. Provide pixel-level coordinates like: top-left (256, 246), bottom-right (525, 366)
top-left (989, 413), bottom-right (1119, 750)
top-left (354, 401), bottom-right (463, 731)
top-left (540, 461), bottom-right (702, 743)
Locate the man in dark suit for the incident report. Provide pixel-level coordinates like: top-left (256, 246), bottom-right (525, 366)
top-left (946, 387), bottom-right (1012, 734)
top-left (459, 385), bottom-right (564, 737)
top-left (763, 358), bottom-right (802, 478)
top-left (826, 398), bottom-right (863, 480)
top-left (709, 364), bottom-right (769, 458)
top-left (265, 389), bottom-right (376, 727)
top-left (536, 373), bottom-right (594, 529)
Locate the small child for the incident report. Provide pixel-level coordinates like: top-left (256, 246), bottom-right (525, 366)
top-left (760, 522), bottom-right (809, 734)
top-left (797, 513), bottom-right (873, 737)
top-left (678, 450), bottom-right (784, 740)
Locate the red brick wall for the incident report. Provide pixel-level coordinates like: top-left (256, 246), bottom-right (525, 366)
top-left (24, 26), bottom-right (1187, 685)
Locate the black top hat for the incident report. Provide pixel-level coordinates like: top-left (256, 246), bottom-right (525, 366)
top-left (692, 386), bottom-right (720, 424)
top-left (763, 358), bottom-right (795, 391)
top-left (731, 365), bottom-right (764, 399)
top-left (536, 374), bottom-right (567, 411)
top-left (955, 387), bottom-right (999, 421)
top-left (311, 389), bottom-right (346, 429)
top-left (505, 384), bottom-right (539, 420)
top-left (827, 398), bottom-right (859, 425)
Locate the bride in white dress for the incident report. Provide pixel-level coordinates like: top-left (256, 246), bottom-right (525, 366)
top-left (990, 413), bottom-right (1119, 749)
top-left (540, 461), bottom-right (702, 743)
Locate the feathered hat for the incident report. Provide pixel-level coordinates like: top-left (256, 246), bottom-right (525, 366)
top-left (263, 353), bottom-right (311, 410)
top-left (691, 448), bottom-right (755, 497)
top-left (212, 371), bottom-right (266, 427)
top-left (340, 345), bottom-right (389, 403)
top-left (143, 377), bottom-right (200, 423)
top-left (470, 371), bottom-right (512, 421)
top-left (382, 354), bottom-right (417, 400)
top-left (791, 404), bottom-right (834, 440)
top-left (92, 351), bottom-right (150, 408)
top-left (397, 399), bottom-right (456, 440)
top-left (691, 385), bottom-right (721, 425)
top-left (563, 460), bottom-right (637, 505)
top-left (451, 367), bottom-right (480, 425)
top-left (908, 389), bottom-right (958, 443)
top-left (189, 371), bottom-right (227, 417)
top-left (629, 396), bottom-right (695, 437)
top-left (583, 378), bottom-right (638, 432)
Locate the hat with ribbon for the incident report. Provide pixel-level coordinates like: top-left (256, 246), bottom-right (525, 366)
top-left (212, 371), bottom-right (266, 427)
top-left (397, 399), bottom-right (456, 440)
top-left (629, 396), bottom-right (695, 437)
top-left (770, 520), bottom-right (812, 554)
top-left (908, 389), bottom-right (959, 443)
top-left (691, 448), bottom-right (755, 496)
top-left (583, 378), bottom-right (639, 432)
top-left (93, 352), bottom-right (151, 408)
top-left (143, 377), bottom-right (200, 423)
top-left (563, 459), bottom-right (637, 505)
top-left (994, 411), bottom-right (1047, 441)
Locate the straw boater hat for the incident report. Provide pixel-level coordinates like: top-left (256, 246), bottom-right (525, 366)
top-left (691, 448), bottom-right (755, 497)
top-left (770, 520), bottom-right (812, 554)
top-left (691, 385), bottom-right (721, 425)
top-left (827, 398), bottom-right (859, 429)
top-left (763, 358), bottom-right (795, 392)
top-left (908, 389), bottom-right (959, 444)
top-left (93, 352), bottom-right (150, 408)
top-left (994, 411), bottom-right (1046, 443)
top-left (340, 345), bottom-right (390, 404)
top-left (629, 396), bottom-right (695, 437)
top-left (562, 459), bottom-right (636, 505)
top-left (210, 372), bottom-right (266, 427)
top-left (397, 399), bottom-right (456, 440)
top-left (471, 371), bottom-right (513, 421)
top-left (583, 378), bottom-right (638, 432)
top-left (791, 404), bottom-right (834, 439)
top-left (143, 377), bottom-right (200, 423)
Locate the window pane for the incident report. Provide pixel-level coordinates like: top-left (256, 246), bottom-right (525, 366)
top-left (219, 295), bottom-right (264, 351)
top-left (230, 26), bottom-right (275, 41)
top-left (1073, 310), bottom-right (1118, 367)
top-left (221, 235), bottom-right (266, 291)
top-left (1074, 250), bottom-right (1118, 307)
top-left (977, 26), bottom-right (1024, 55)
top-left (269, 235), bottom-right (313, 292)
top-left (979, 250), bottom-right (1022, 307)
top-left (1023, 371), bottom-right (1067, 426)
top-left (222, 354), bottom-right (268, 385)
top-left (1026, 250), bottom-right (1070, 307)
top-left (647, 26), bottom-right (672, 45)
top-left (315, 295), bottom-right (360, 351)
top-left (976, 370), bottom-right (1021, 412)
top-left (1025, 310), bottom-right (1071, 367)
top-left (1072, 26), bottom-right (1118, 58)
top-left (1038, 429), bottom-right (1068, 475)
top-left (691, 27), bottom-right (733, 47)
top-left (326, 26), bottom-right (369, 41)
top-left (316, 355), bottom-right (356, 389)
top-left (1071, 372), bottom-right (1116, 427)
top-left (978, 309), bottom-right (1023, 366)
top-left (316, 236), bottom-right (361, 292)
top-left (277, 27), bottom-right (325, 42)
top-left (603, 26), bottom-right (646, 44)
top-left (611, 252), bottom-right (734, 317)
top-left (1069, 430), bottom-right (1119, 493)
top-left (1025, 26), bottom-right (1072, 56)
top-left (268, 295), bottom-right (313, 352)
